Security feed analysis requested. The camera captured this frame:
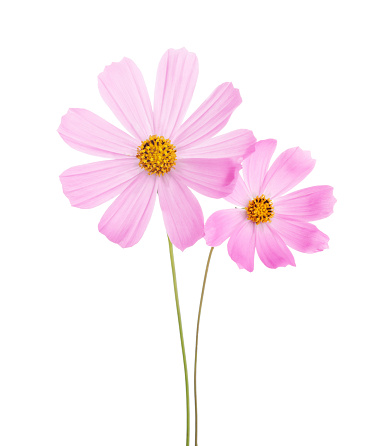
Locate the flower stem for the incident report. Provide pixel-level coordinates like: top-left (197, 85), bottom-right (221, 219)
top-left (167, 236), bottom-right (190, 446)
top-left (194, 247), bottom-right (214, 446)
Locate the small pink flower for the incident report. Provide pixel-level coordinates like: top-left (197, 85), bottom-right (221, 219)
top-left (59, 48), bottom-right (256, 250)
top-left (205, 139), bottom-right (336, 270)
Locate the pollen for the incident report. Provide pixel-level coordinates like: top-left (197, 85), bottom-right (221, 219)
top-left (245, 195), bottom-right (274, 224)
top-left (136, 135), bottom-right (177, 176)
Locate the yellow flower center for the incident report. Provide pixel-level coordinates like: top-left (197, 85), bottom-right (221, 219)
top-left (245, 195), bottom-right (274, 224)
top-left (136, 135), bottom-right (177, 176)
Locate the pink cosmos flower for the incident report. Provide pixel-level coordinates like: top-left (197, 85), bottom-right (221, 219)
top-left (58, 48), bottom-right (256, 250)
top-left (204, 139), bottom-right (336, 270)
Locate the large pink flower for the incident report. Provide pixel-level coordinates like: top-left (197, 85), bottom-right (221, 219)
top-left (58, 48), bottom-right (256, 250)
top-left (205, 139), bottom-right (336, 270)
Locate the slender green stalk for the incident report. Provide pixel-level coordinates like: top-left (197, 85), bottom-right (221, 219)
top-left (167, 236), bottom-right (190, 446)
top-left (194, 247), bottom-right (214, 446)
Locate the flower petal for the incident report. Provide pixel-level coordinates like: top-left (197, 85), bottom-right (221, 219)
top-left (243, 139), bottom-right (277, 196)
top-left (58, 108), bottom-right (139, 158)
top-left (274, 186), bottom-right (336, 221)
top-left (255, 223), bottom-right (296, 269)
top-left (60, 157), bottom-right (141, 209)
top-left (261, 147), bottom-right (316, 199)
top-left (172, 83), bottom-right (242, 149)
top-left (227, 220), bottom-right (256, 272)
top-left (174, 157), bottom-right (241, 198)
top-left (154, 48), bottom-right (198, 139)
top-left (179, 129), bottom-right (256, 159)
top-left (158, 174), bottom-right (204, 251)
top-left (205, 209), bottom-right (246, 247)
top-left (271, 217), bottom-right (329, 253)
top-left (224, 174), bottom-right (252, 207)
top-left (98, 171), bottom-right (157, 248)
top-left (98, 58), bottom-right (153, 141)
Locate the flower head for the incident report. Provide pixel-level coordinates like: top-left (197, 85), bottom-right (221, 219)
top-left (204, 139), bottom-right (336, 270)
top-left (58, 49), bottom-right (256, 250)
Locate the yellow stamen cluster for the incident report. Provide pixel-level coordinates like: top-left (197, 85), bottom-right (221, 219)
top-left (136, 135), bottom-right (177, 176)
top-left (245, 195), bottom-right (274, 224)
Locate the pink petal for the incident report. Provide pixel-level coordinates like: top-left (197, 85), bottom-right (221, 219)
top-left (225, 174), bottom-right (252, 207)
top-left (274, 186), bottom-right (336, 221)
top-left (174, 157), bottom-right (241, 198)
top-left (158, 174), bottom-right (204, 251)
top-left (227, 220), bottom-right (256, 272)
top-left (58, 109), bottom-right (139, 158)
top-left (60, 157), bottom-right (141, 209)
top-left (179, 129), bottom-right (256, 159)
top-left (243, 139), bottom-right (277, 196)
top-left (154, 48), bottom-right (198, 139)
top-left (98, 58), bottom-right (153, 141)
top-left (205, 209), bottom-right (246, 247)
top-left (98, 171), bottom-right (157, 248)
top-left (255, 223), bottom-right (296, 269)
top-left (172, 83), bottom-right (242, 149)
top-left (261, 147), bottom-right (316, 199)
top-left (271, 217), bottom-right (329, 253)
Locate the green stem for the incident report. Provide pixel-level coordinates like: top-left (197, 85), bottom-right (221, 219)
top-left (194, 247), bottom-right (214, 446)
top-left (167, 236), bottom-right (190, 446)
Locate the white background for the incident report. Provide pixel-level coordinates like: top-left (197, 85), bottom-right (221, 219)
top-left (1, 0), bottom-right (386, 445)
